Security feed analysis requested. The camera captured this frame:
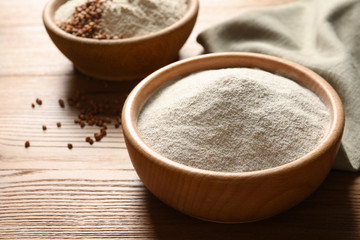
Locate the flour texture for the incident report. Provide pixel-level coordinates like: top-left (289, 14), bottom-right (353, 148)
top-left (137, 68), bottom-right (331, 172)
top-left (55, 0), bottom-right (188, 38)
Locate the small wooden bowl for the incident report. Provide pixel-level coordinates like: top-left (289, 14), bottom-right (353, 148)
top-left (42, 0), bottom-right (199, 81)
top-left (122, 53), bottom-right (345, 223)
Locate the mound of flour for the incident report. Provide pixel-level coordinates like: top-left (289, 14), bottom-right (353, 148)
top-left (137, 68), bottom-right (331, 172)
top-left (54, 0), bottom-right (188, 38)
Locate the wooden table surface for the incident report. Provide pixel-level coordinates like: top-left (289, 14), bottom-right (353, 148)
top-left (1, 0), bottom-right (360, 239)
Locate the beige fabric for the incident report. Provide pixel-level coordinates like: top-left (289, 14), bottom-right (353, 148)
top-left (197, 0), bottom-right (360, 171)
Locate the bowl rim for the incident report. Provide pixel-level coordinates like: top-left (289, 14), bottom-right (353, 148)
top-left (42, 0), bottom-right (199, 44)
top-left (122, 52), bottom-right (345, 178)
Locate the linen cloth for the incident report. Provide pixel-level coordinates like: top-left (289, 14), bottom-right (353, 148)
top-left (197, 0), bottom-right (360, 171)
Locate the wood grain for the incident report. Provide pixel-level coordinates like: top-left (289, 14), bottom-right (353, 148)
top-left (1, 0), bottom-right (359, 239)
top-left (1, 170), bottom-right (360, 239)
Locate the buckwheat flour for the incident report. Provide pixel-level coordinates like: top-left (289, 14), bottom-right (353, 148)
top-left (54, 0), bottom-right (188, 38)
top-left (137, 68), bottom-right (331, 172)
top-left (101, 0), bottom-right (188, 38)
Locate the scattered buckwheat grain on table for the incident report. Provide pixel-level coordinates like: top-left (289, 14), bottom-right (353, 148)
top-left (25, 86), bottom-right (124, 149)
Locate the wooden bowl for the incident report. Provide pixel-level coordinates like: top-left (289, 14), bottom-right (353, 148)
top-left (121, 53), bottom-right (345, 223)
top-left (42, 0), bottom-right (199, 81)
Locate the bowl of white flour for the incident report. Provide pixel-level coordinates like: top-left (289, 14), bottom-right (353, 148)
top-left (43, 0), bottom-right (199, 81)
top-left (121, 52), bottom-right (345, 223)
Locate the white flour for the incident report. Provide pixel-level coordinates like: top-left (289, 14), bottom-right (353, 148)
top-left (54, 0), bottom-right (88, 23)
top-left (137, 68), bottom-right (331, 172)
top-left (101, 0), bottom-right (188, 37)
top-left (54, 0), bottom-right (188, 38)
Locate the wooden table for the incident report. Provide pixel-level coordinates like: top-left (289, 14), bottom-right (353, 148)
top-left (1, 0), bottom-right (359, 239)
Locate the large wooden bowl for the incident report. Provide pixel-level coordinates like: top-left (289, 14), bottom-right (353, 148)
top-left (121, 53), bottom-right (345, 223)
top-left (42, 0), bottom-right (199, 81)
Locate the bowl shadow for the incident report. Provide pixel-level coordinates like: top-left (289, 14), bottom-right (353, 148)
top-left (60, 67), bottom-right (142, 117)
top-left (145, 169), bottom-right (358, 240)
